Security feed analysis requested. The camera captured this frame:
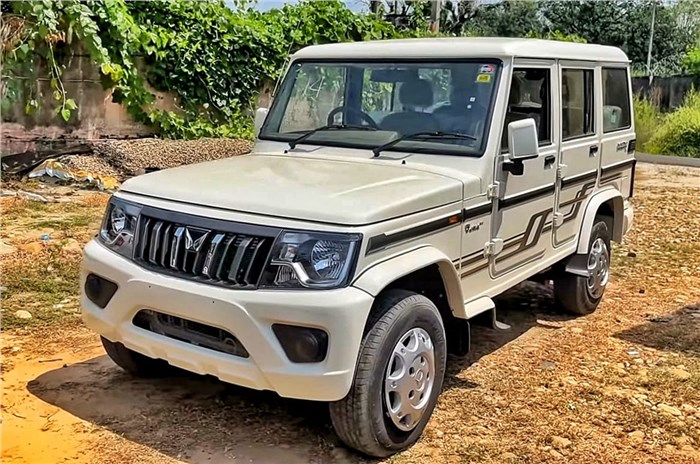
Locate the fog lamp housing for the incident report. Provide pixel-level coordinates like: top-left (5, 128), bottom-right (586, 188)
top-left (272, 324), bottom-right (329, 363)
top-left (84, 273), bottom-right (118, 309)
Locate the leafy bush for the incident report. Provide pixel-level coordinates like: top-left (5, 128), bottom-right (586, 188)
top-left (633, 94), bottom-right (663, 150)
top-left (683, 45), bottom-right (700, 76)
top-left (5, 0), bottom-right (405, 139)
top-left (525, 30), bottom-right (587, 43)
top-left (646, 89), bottom-right (700, 158)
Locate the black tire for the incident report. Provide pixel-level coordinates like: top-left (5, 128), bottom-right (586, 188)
top-left (329, 290), bottom-right (447, 457)
top-left (554, 218), bottom-right (612, 315)
top-left (101, 336), bottom-right (173, 377)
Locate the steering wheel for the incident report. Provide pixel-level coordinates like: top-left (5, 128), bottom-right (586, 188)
top-left (327, 106), bottom-right (379, 129)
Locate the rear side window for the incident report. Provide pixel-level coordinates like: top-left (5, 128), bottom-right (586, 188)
top-left (561, 69), bottom-right (594, 140)
top-left (602, 68), bottom-right (631, 132)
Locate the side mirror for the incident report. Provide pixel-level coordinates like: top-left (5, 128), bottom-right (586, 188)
top-left (504, 118), bottom-right (539, 176)
top-left (254, 107), bottom-right (269, 138)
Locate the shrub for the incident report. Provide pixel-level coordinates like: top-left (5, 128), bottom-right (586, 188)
top-left (633, 94), bottom-right (663, 150)
top-left (683, 46), bottom-right (700, 76)
top-left (525, 30), bottom-right (587, 43)
top-left (646, 89), bottom-right (700, 158)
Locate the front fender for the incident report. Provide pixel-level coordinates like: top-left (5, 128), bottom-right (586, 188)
top-left (352, 246), bottom-right (465, 318)
top-left (577, 188), bottom-right (624, 254)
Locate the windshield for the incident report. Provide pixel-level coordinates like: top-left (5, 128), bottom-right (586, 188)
top-left (260, 60), bottom-right (502, 156)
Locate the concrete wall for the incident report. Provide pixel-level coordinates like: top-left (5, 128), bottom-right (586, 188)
top-left (1, 46), bottom-right (171, 156)
top-left (1, 45), bottom-right (272, 157)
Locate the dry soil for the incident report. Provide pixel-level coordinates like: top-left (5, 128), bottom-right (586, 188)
top-left (1, 163), bottom-right (699, 464)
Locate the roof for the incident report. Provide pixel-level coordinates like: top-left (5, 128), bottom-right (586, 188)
top-left (292, 37), bottom-right (629, 63)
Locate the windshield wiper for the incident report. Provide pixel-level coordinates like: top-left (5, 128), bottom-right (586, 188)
top-left (372, 131), bottom-right (477, 157)
top-left (287, 124), bottom-right (377, 150)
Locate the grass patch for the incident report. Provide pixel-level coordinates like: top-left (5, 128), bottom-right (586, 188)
top-left (31, 214), bottom-right (99, 234)
top-left (1, 250), bottom-right (83, 329)
top-left (646, 89), bottom-right (700, 158)
top-left (633, 94), bottom-right (664, 150)
top-left (0, 198), bottom-right (52, 223)
top-left (0, 194), bottom-right (108, 330)
top-left (1, 247), bottom-right (83, 329)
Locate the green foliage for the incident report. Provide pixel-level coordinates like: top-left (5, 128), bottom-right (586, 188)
top-left (5, 0), bottom-right (402, 139)
top-left (683, 46), bottom-right (700, 76)
top-left (468, 0), bottom-right (541, 38)
top-left (646, 89), bottom-right (700, 158)
top-left (633, 94), bottom-right (663, 150)
top-left (6, 0), bottom-right (697, 139)
top-left (525, 30), bottom-right (587, 43)
top-left (539, 0), bottom-right (694, 74)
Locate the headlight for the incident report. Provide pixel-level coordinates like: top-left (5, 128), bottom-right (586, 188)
top-left (98, 197), bottom-right (141, 258)
top-left (260, 231), bottom-right (361, 289)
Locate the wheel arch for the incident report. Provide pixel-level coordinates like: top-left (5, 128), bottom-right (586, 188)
top-left (576, 188), bottom-right (624, 254)
top-left (352, 247), bottom-right (465, 319)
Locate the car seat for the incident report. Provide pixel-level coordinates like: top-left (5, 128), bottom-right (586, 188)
top-left (381, 78), bottom-right (440, 135)
top-left (433, 82), bottom-right (486, 135)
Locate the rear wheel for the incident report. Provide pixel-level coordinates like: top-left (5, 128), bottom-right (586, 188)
top-left (101, 336), bottom-right (172, 377)
top-left (554, 218), bottom-right (612, 315)
top-left (329, 290), bottom-right (446, 457)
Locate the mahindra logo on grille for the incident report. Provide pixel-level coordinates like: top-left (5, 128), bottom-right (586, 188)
top-left (184, 227), bottom-right (210, 252)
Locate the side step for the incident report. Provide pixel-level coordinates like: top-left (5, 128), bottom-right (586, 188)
top-left (463, 296), bottom-right (511, 331)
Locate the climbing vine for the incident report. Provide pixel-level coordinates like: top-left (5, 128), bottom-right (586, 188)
top-left (2, 0), bottom-right (404, 139)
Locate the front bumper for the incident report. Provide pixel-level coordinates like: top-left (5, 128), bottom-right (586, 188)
top-left (80, 240), bottom-right (374, 401)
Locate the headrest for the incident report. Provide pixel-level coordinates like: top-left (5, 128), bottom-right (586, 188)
top-left (400, 78), bottom-right (434, 108)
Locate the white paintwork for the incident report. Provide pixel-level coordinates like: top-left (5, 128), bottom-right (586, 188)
top-left (82, 38), bottom-right (635, 404)
top-left (82, 240), bottom-right (373, 401)
top-left (462, 296), bottom-right (495, 319)
top-left (353, 245), bottom-right (464, 317)
top-left (254, 107), bottom-right (268, 137)
top-left (576, 188), bottom-right (625, 253)
top-left (507, 119), bottom-right (539, 160)
top-left (293, 37), bottom-right (630, 63)
top-left (121, 153), bottom-right (469, 225)
top-left (623, 200), bottom-right (634, 236)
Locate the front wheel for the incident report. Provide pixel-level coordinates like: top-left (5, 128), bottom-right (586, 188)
top-left (329, 290), bottom-right (446, 457)
top-left (554, 218), bottom-right (612, 315)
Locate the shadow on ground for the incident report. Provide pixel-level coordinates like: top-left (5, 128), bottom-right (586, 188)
top-left (445, 281), bottom-right (579, 389)
top-left (28, 282), bottom-right (573, 464)
top-left (614, 302), bottom-right (700, 355)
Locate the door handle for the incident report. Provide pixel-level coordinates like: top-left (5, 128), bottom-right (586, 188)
top-left (544, 155), bottom-right (556, 168)
top-left (589, 145), bottom-right (599, 157)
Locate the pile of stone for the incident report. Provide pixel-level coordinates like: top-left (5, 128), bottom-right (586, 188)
top-left (59, 137), bottom-right (253, 180)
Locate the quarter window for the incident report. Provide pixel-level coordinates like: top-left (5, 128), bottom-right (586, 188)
top-left (561, 69), bottom-right (594, 140)
top-left (602, 68), bottom-right (631, 132)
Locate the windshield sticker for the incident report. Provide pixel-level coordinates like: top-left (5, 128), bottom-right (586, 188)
top-left (476, 73), bottom-right (492, 83)
top-left (479, 64), bottom-right (495, 74)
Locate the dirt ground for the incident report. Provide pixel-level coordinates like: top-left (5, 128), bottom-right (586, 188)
top-left (2, 163), bottom-right (700, 464)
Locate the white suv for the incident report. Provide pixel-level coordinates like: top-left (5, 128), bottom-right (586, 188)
top-left (81, 38), bottom-right (635, 457)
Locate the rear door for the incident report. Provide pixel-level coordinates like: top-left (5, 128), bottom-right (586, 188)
top-left (553, 61), bottom-right (600, 246)
top-left (599, 66), bottom-right (636, 196)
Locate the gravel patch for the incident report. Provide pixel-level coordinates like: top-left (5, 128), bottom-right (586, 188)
top-left (93, 138), bottom-right (253, 178)
top-left (59, 154), bottom-right (122, 179)
top-left (58, 138), bottom-right (253, 181)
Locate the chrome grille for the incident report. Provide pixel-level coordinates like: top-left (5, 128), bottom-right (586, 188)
top-left (134, 213), bottom-right (275, 289)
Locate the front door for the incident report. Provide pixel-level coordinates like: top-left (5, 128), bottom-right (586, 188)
top-left (491, 62), bottom-right (557, 279)
top-left (553, 62), bottom-right (600, 246)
